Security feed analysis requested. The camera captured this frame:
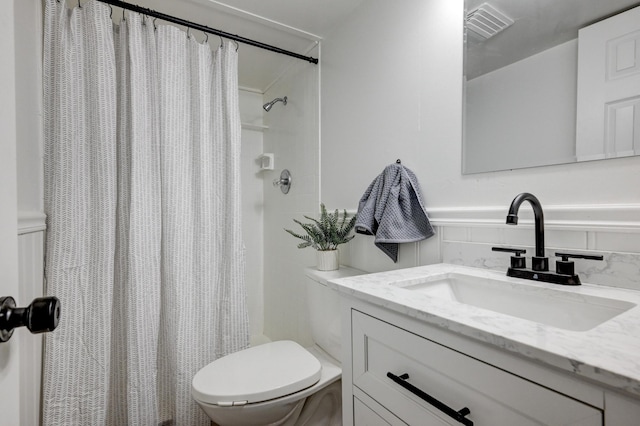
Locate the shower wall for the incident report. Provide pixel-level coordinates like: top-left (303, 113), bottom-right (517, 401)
top-left (239, 89), bottom-right (265, 341)
top-left (262, 45), bottom-right (320, 346)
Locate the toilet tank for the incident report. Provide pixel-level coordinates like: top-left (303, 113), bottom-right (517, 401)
top-left (305, 267), bottom-right (364, 362)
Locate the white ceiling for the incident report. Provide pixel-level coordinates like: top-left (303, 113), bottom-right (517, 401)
top-left (466, 0), bottom-right (640, 79)
top-left (194, 0), bottom-right (364, 37)
top-left (127, 0), bottom-right (364, 92)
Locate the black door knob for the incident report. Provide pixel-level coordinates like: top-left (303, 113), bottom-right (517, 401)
top-left (0, 296), bottom-right (61, 342)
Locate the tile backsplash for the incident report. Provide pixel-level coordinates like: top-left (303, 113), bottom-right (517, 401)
top-left (436, 204), bottom-right (640, 291)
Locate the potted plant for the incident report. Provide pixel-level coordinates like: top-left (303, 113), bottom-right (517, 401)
top-left (285, 203), bottom-right (356, 271)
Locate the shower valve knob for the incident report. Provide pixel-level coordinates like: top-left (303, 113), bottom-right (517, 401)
top-left (273, 169), bottom-right (292, 194)
top-left (0, 296), bottom-right (61, 343)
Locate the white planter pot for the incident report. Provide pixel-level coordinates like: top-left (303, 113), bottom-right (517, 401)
top-left (316, 250), bottom-right (339, 271)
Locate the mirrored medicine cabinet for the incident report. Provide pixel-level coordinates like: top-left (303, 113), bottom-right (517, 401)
top-left (463, 0), bottom-right (640, 174)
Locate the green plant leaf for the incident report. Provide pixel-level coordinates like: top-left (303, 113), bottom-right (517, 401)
top-left (284, 203), bottom-right (357, 250)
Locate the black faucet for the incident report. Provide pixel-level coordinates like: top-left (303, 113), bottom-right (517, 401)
top-left (493, 193), bottom-right (603, 285)
top-left (506, 192), bottom-right (548, 271)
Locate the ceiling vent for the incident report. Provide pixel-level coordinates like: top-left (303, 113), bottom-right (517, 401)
top-left (466, 3), bottom-right (514, 40)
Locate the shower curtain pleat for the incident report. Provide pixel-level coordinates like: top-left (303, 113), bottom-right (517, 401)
top-left (108, 14), bottom-right (163, 425)
top-left (42, 1), bottom-right (249, 425)
top-left (43, 1), bottom-right (117, 424)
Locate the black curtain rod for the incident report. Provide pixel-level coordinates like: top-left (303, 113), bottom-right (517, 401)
top-left (97, 0), bottom-right (319, 64)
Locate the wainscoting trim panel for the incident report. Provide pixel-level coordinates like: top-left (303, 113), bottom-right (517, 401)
top-left (18, 210), bottom-right (46, 235)
top-left (427, 204), bottom-right (640, 233)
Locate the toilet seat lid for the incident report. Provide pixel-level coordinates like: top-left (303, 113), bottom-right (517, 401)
top-left (192, 340), bottom-right (322, 406)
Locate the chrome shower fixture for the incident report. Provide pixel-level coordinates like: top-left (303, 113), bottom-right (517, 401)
top-left (263, 96), bottom-right (287, 112)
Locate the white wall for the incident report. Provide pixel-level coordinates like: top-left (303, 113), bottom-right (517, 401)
top-left (262, 46), bottom-right (320, 346)
top-left (322, 0), bottom-right (463, 210)
top-left (323, 0), bottom-right (640, 210)
top-left (16, 0), bottom-right (43, 215)
top-left (321, 0), bottom-right (640, 285)
top-left (322, 0), bottom-right (461, 272)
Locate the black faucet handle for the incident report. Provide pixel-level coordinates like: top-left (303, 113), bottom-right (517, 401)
top-left (492, 247), bottom-right (526, 255)
top-left (555, 252), bottom-right (604, 261)
top-left (554, 252), bottom-right (603, 275)
top-left (492, 247), bottom-right (527, 269)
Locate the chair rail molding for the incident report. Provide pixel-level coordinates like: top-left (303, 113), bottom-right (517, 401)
top-left (18, 210), bottom-right (46, 235)
top-left (426, 203), bottom-right (640, 233)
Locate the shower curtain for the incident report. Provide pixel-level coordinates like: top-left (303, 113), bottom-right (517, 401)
top-left (42, 1), bottom-right (249, 424)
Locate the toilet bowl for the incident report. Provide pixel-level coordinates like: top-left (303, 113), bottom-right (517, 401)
top-left (193, 342), bottom-right (341, 426)
top-left (191, 267), bottom-right (363, 426)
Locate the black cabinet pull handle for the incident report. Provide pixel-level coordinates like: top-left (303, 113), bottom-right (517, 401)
top-left (387, 372), bottom-right (473, 426)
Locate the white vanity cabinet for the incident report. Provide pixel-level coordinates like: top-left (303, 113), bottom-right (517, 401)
top-left (340, 298), bottom-right (640, 426)
top-left (351, 310), bottom-right (600, 425)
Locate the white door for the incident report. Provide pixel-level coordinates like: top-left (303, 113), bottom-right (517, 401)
top-left (0, 1), bottom-right (22, 423)
top-left (576, 5), bottom-right (640, 161)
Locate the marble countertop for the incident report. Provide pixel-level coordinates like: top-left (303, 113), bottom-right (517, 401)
top-left (327, 263), bottom-right (640, 397)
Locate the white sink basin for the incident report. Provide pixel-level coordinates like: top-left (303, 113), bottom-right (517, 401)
top-left (391, 272), bottom-right (635, 331)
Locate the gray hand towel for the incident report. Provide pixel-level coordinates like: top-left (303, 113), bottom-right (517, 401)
top-left (355, 163), bottom-right (434, 262)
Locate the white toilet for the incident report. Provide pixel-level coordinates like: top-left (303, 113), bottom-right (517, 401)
top-left (192, 267), bottom-right (362, 426)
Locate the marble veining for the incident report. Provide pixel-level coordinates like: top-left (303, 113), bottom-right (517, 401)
top-left (327, 263), bottom-right (640, 397)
